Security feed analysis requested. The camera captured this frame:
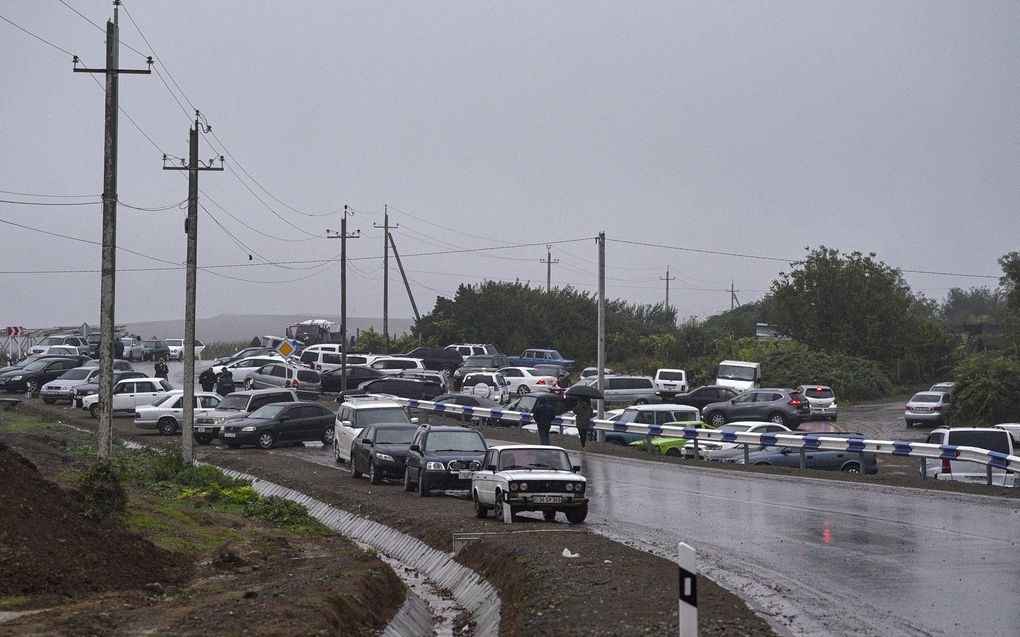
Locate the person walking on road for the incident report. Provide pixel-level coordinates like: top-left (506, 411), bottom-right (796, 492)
top-left (533, 396), bottom-right (555, 446)
top-left (199, 368), bottom-right (216, 392)
top-left (154, 357), bottom-right (169, 380)
top-left (573, 397), bottom-right (593, 450)
top-left (215, 369), bottom-right (235, 396)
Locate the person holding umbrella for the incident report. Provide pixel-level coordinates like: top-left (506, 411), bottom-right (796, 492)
top-left (573, 397), bottom-right (593, 450)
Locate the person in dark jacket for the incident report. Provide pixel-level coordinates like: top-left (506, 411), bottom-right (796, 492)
top-left (532, 396), bottom-right (555, 446)
top-left (154, 357), bottom-right (169, 379)
top-left (573, 397), bottom-right (593, 450)
top-left (215, 369), bottom-right (235, 396)
top-left (199, 368), bottom-right (217, 392)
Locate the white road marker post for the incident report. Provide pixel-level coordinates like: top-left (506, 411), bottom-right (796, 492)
top-left (678, 542), bottom-right (698, 637)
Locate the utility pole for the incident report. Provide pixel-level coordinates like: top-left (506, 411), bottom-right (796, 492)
top-left (163, 111), bottom-right (222, 465)
top-left (327, 206), bottom-right (359, 393)
top-left (373, 206), bottom-right (397, 352)
top-left (596, 232), bottom-right (606, 424)
top-left (660, 265), bottom-right (676, 311)
top-left (730, 280), bottom-right (740, 310)
top-left (540, 245), bottom-right (559, 292)
top-left (73, 1), bottom-right (151, 462)
top-left (388, 233), bottom-right (421, 322)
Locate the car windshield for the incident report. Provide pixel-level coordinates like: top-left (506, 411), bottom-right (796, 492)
top-left (375, 427), bottom-right (415, 444)
top-left (249, 404), bottom-right (289, 419)
top-left (358, 407), bottom-right (411, 427)
top-left (59, 368), bottom-right (92, 381)
top-left (143, 341), bottom-right (159, 348)
top-left (499, 448), bottom-right (572, 471)
top-left (616, 409), bottom-right (643, 423)
top-left (425, 431), bottom-right (486, 453)
top-left (911, 393), bottom-right (941, 403)
top-left (464, 374), bottom-right (497, 387)
top-left (464, 355), bottom-right (497, 367)
top-left (947, 431), bottom-right (1010, 455)
top-left (166, 339), bottom-right (183, 346)
top-left (717, 364), bottom-right (756, 381)
top-left (217, 394), bottom-right (250, 410)
top-left (659, 371), bottom-right (685, 381)
top-left (151, 393), bottom-right (179, 407)
top-left (38, 337), bottom-right (63, 347)
top-left (804, 387), bottom-right (834, 398)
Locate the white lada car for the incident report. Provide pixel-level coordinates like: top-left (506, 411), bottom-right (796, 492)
top-left (469, 445), bottom-right (588, 524)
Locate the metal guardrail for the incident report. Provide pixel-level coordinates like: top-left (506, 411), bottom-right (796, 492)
top-left (397, 398), bottom-right (1020, 485)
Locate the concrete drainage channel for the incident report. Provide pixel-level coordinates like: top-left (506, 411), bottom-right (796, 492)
top-left (108, 438), bottom-right (500, 637)
top-left (218, 467), bottom-right (501, 637)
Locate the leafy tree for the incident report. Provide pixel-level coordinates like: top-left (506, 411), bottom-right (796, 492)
top-left (940, 287), bottom-right (1003, 327)
top-left (949, 353), bottom-right (1020, 425)
top-left (999, 251), bottom-right (1020, 312)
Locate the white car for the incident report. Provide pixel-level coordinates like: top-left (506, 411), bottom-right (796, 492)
top-left (461, 371), bottom-right (510, 404)
top-left (133, 390), bottom-right (222, 435)
top-left (120, 337), bottom-right (145, 361)
top-left (921, 427), bottom-right (1015, 487)
top-left (497, 367), bottom-right (559, 396)
top-left (40, 366), bottom-right (99, 404)
top-left (213, 355), bottom-right (288, 383)
top-left (994, 423), bottom-right (1020, 447)
top-left (654, 368), bottom-right (689, 394)
top-left (470, 445), bottom-right (588, 523)
top-left (370, 356), bottom-right (427, 376)
top-left (689, 421), bottom-right (791, 460)
top-left (38, 345), bottom-right (85, 358)
top-left (164, 338), bottom-right (207, 361)
top-left (81, 377), bottom-right (174, 418)
top-left (795, 384), bottom-right (838, 421)
top-left (30, 335), bottom-right (89, 356)
top-left (333, 396), bottom-right (416, 464)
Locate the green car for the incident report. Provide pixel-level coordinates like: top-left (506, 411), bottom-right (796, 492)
top-left (627, 421), bottom-right (716, 456)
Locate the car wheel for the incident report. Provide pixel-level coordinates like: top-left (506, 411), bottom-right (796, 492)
top-left (607, 439), bottom-right (625, 446)
top-left (244, 377), bottom-right (255, 390)
top-left (403, 468), bottom-right (415, 492)
top-left (368, 460), bottom-right (382, 485)
top-left (473, 491), bottom-right (488, 518)
top-left (42, 397), bottom-right (56, 404)
top-left (768, 412), bottom-right (788, 427)
top-left (495, 490), bottom-right (512, 521)
top-left (194, 434), bottom-right (211, 445)
top-left (543, 509), bottom-right (557, 522)
top-left (830, 415), bottom-right (838, 422)
top-left (256, 431), bottom-right (275, 450)
top-left (708, 412), bottom-right (726, 427)
top-left (417, 470), bottom-right (431, 497)
top-left (842, 462), bottom-right (862, 474)
top-left (565, 502), bottom-right (588, 524)
top-left (321, 427), bottom-right (334, 445)
top-left (89, 403), bottom-right (100, 418)
top-left (517, 385), bottom-right (529, 395)
top-left (350, 452), bottom-right (362, 478)
top-left (158, 417), bottom-right (178, 436)
top-left (27, 379), bottom-right (40, 394)
top-left (665, 447), bottom-right (682, 457)
top-left (905, 420), bottom-right (913, 428)
top-left (634, 399), bottom-right (648, 405)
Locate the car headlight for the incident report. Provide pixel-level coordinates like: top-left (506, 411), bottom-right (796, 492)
top-left (449, 460), bottom-right (462, 471)
top-left (425, 461), bottom-right (446, 471)
top-left (575, 483), bottom-right (584, 492)
top-left (469, 460), bottom-right (481, 470)
top-left (519, 482), bottom-right (528, 491)
top-left (376, 453), bottom-right (395, 463)
top-left (10, 375), bottom-right (22, 381)
top-left (214, 417), bottom-right (228, 424)
top-left (241, 426), bottom-right (256, 432)
top-left (565, 483), bottom-right (575, 492)
top-left (509, 481), bottom-right (519, 491)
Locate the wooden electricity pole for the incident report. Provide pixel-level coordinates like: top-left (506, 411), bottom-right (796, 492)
top-left (540, 244), bottom-right (559, 292)
top-left (327, 206), bottom-right (359, 392)
top-left (373, 206), bottom-right (397, 352)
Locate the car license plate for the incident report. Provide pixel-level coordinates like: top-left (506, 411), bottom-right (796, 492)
top-left (664, 384), bottom-right (675, 388)
top-left (458, 470), bottom-right (475, 480)
top-left (532, 495), bottom-right (562, 504)
top-left (913, 407), bottom-right (929, 413)
top-left (224, 433), bottom-right (236, 437)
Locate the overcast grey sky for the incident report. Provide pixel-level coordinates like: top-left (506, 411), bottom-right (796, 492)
top-left (2, 1), bottom-right (1018, 330)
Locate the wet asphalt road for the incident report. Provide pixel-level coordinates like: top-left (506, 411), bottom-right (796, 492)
top-left (147, 361), bottom-right (1020, 635)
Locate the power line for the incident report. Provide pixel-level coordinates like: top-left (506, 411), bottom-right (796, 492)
top-left (1, 14), bottom-right (76, 57)
top-left (56, 0), bottom-right (149, 59)
top-left (0, 198), bottom-right (98, 207)
top-left (117, 198), bottom-right (187, 212)
top-left (0, 189), bottom-right (97, 198)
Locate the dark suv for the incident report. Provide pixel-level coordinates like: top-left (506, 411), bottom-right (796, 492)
top-left (404, 425), bottom-right (488, 496)
top-left (403, 347), bottom-right (464, 373)
top-left (141, 340), bottom-right (171, 361)
top-left (452, 354), bottom-right (510, 391)
top-left (702, 388), bottom-right (810, 429)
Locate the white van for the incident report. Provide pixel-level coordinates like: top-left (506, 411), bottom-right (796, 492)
top-left (922, 427), bottom-right (1015, 487)
top-left (654, 368), bottom-right (688, 394)
top-left (715, 360), bottom-right (761, 391)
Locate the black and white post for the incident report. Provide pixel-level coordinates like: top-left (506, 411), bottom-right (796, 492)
top-left (678, 542), bottom-right (698, 636)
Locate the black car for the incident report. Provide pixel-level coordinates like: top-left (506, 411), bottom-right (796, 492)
top-left (73, 370), bottom-right (148, 407)
top-left (506, 393), bottom-right (574, 419)
top-left (663, 385), bottom-right (740, 411)
top-left (404, 424), bottom-right (488, 497)
top-left (141, 340), bottom-right (172, 361)
top-left (350, 423), bottom-right (418, 484)
top-left (0, 357), bottom-right (82, 392)
top-left (702, 388), bottom-right (811, 429)
top-left (213, 347), bottom-right (274, 366)
top-left (433, 393), bottom-right (503, 425)
top-left (359, 377), bottom-right (444, 401)
top-left (451, 354), bottom-right (511, 391)
top-left (219, 401), bottom-right (335, 449)
top-left (320, 364), bottom-right (386, 393)
top-left (403, 347), bottom-right (464, 373)
top-left (0, 353), bottom-right (89, 377)
top-left (85, 333), bottom-right (103, 357)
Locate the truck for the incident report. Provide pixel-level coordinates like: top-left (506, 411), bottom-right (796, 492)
top-left (506, 349), bottom-right (575, 371)
top-left (715, 360), bottom-right (761, 392)
top-left (285, 319), bottom-right (342, 346)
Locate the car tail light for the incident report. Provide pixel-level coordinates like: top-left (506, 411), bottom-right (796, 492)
top-left (292, 379), bottom-right (299, 387)
top-left (788, 398), bottom-right (803, 406)
top-left (316, 364), bottom-right (321, 370)
top-left (942, 458), bottom-right (952, 473)
top-left (537, 379), bottom-right (546, 385)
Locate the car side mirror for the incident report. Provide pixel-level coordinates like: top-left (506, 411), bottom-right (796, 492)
top-left (572, 465), bottom-right (581, 473)
top-left (341, 420), bottom-right (353, 428)
top-left (410, 444), bottom-right (421, 453)
top-left (486, 464), bottom-right (497, 472)
top-left (411, 417), bottom-right (419, 424)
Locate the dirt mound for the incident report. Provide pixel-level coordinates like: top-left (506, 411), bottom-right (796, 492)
top-left (0, 442), bottom-right (184, 598)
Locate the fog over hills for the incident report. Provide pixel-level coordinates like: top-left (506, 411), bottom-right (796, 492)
top-left (123, 314), bottom-right (413, 343)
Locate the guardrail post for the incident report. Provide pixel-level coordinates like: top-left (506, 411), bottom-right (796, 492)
top-left (799, 448), bottom-right (806, 470)
top-left (920, 457), bottom-right (926, 478)
top-left (743, 443), bottom-right (749, 465)
top-left (987, 465), bottom-right (993, 487)
top-left (678, 542), bottom-right (697, 637)
top-left (692, 437), bottom-right (699, 461)
top-left (645, 431), bottom-right (653, 454)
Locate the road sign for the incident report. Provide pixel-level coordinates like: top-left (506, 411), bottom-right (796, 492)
top-left (276, 339), bottom-right (298, 358)
top-left (678, 542), bottom-right (697, 637)
top-left (6, 327), bottom-right (24, 337)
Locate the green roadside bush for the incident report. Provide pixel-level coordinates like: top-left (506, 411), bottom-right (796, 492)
top-left (948, 353), bottom-right (1020, 426)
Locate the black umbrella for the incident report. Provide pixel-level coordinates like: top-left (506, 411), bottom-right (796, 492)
top-left (566, 383), bottom-right (603, 400)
